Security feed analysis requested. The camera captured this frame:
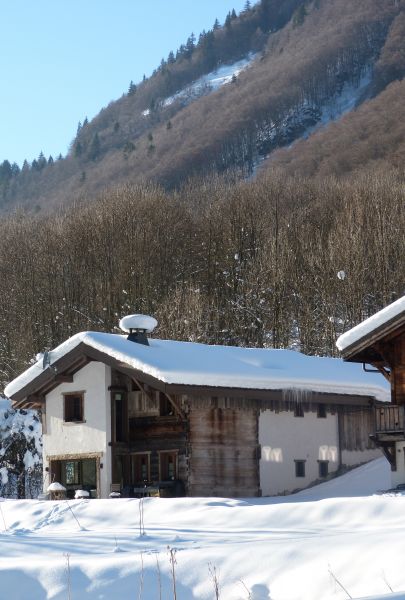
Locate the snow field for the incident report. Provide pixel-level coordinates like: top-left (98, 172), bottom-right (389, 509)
top-left (0, 458), bottom-right (404, 600)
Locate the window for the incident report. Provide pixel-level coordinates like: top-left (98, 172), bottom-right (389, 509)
top-left (294, 403), bottom-right (304, 417)
top-left (64, 393), bottom-right (84, 422)
top-left (318, 460), bottom-right (329, 478)
top-left (317, 404), bottom-right (327, 418)
top-left (160, 451), bottom-right (178, 481)
top-left (295, 460), bottom-right (306, 478)
top-left (131, 453), bottom-right (150, 483)
top-left (61, 459), bottom-right (97, 489)
top-left (65, 461), bottom-right (81, 485)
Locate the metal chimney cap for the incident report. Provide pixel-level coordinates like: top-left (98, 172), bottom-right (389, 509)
top-left (119, 314), bottom-right (158, 334)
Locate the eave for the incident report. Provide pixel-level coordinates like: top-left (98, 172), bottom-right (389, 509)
top-left (8, 342), bottom-right (378, 409)
top-left (339, 312), bottom-right (405, 365)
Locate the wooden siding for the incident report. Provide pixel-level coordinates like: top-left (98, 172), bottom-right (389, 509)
top-left (188, 407), bottom-right (259, 497)
top-left (339, 407), bottom-right (375, 451)
top-left (392, 335), bottom-right (405, 405)
top-left (375, 405), bottom-right (404, 434)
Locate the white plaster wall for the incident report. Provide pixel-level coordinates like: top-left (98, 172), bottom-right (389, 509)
top-left (391, 442), bottom-right (405, 487)
top-left (43, 362), bottom-right (112, 498)
top-left (259, 410), bottom-right (339, 496)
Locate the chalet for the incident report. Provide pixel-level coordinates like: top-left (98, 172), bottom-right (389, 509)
top-left (5, 315), bottom-right (388, 499)
top-left (337, 296), bottom-right (405, 487)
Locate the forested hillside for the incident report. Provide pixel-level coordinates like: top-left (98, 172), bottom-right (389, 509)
top-left (1, 171), bottom-right (404, 389)
top-left (0, 0), bottom-right (404, 389)
top-left (1, 0), bottom-right (405, 210)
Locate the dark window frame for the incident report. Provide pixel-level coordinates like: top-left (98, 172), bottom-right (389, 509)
top-left (159, 450), bottom-right (178, 481)
top-left (318, 460), bottom-right (329, 478)
top-left (64, 392), bottom-right (85, 423)
top-left (294, 459), bottom-right (306, 478)
top-left (294, 403), bottom-right (304, 417)
top-left (131, 452), bottom-right (151, 484)
top-left (317, 404), bottom-right (327, 418)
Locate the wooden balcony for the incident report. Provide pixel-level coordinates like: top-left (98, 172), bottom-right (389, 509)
top-left (374, 405), bottom-right (405, 441)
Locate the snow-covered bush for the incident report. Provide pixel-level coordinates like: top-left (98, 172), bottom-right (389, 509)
top-left (0, 398), bottom-right (42, 498)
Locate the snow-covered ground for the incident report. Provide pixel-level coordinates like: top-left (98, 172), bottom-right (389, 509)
top-left (142, 54), bottom-right (256, 116)
top-left (1, 457), bottom-right (404, 599)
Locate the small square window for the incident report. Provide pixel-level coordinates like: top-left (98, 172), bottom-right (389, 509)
top-left (318, 460), bottom-right (329, 478)
top-left (295, 460), bottom-right (306, 478)
top-left (317, 404), bottom-right (327, 418)
top-left (294, 404), bottom-right (304, 417)
top-left (160, 451), bottom-right (178, 481)
top-left (64, 393), bottom-right (84, 422)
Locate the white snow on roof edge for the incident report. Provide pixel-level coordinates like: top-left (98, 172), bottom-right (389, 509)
top-left (4, 331), bottom-right (390, 402)
top-left (337, 296), bottom-right (405, 353)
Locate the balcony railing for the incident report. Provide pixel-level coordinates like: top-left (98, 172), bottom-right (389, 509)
top-left (375, 405), bottom-right (405, 436)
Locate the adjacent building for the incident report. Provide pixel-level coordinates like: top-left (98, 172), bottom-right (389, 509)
top-left (337, 295), bottom-right (405, 487)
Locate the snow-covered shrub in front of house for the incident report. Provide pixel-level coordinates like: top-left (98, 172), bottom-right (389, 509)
top-left (0, 398), bottom-right (42, 498)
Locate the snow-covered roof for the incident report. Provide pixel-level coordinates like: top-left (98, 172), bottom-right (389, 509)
top-left (5, 332), bottom-right (389, 402)
top-left (337, 296), bottom-right (405, 354)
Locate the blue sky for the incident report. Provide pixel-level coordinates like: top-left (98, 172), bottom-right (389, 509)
top-left (1, 1), bottom-right (248, 166)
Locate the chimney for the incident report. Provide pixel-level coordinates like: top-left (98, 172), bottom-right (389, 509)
top-left (119, 314), bottom-right (158, 346)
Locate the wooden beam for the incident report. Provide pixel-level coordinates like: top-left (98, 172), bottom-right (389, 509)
top-left (380, 444), bottom-right (397, 471)
top-left (164, 393), bottom-right (186, 421)
top-left (54, 375), bottom-right (74, 383)
top-left (131, 376), bottom-right (154, 401)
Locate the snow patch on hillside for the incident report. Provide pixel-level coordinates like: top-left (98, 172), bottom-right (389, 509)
top-left (301, 70), bottom-right (372, 139)
top-left (253, 69), bottom-right (372, 175)
top-left (142, 53), bottom-right (257, 116)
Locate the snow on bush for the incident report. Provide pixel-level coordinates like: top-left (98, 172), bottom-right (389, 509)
top-left (0, 398), bottom-right (42, 498)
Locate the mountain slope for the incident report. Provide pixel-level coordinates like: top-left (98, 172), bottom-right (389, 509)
top-left (2, 0), bottom-right (405, 210)
top-left (267, 77), bottom-right (405, 177)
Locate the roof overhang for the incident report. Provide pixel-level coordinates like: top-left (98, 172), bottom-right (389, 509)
top-left (338, 310), bottom-right (405, 365)
top-left (8, 341), bottom-right (379, 409)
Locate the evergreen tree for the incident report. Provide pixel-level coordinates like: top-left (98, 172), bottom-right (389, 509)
top-left (257, 0), bottom-right (273, 33)
top-left (37, 151), bottom-right (47, 170)
top-left (88, 133), bottom-right (101, 160)
top-left (48, 155), bottom-right (54, 165)
top-left (11, 162), bottom-right (20, 176)
top-left (167, 51), bottom-right (176, 64)
top-left (77, 121), bottom-right (82, 135)
top-left (74, 141), bottom-right (83, 158)
top-left (213, 18), bottom-right (220, 30)
top-left (57, 153), bottom-right (63, 161)
top-left (128, 81), bottom-right (137, 96)
top-left (243, 1), bottom-right (251, 11)
top-left (22, 160), bottom-right (30, 172)
top-left (200, 30), bottom-right (217, 70)
top-left (82, 117), bottom-right (89, 127)
top-left (113, 121), bottom-right (120, 133)
top-left (176, 44), bottom-right (186, 59)
top-left (0, 404), bottom-right (42, 499)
